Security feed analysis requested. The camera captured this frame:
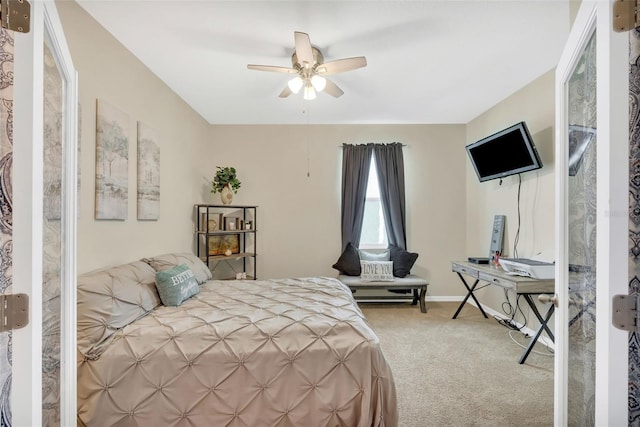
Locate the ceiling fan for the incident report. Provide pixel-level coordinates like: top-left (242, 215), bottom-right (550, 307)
top-left (247, 31), bottom-right (367, 100)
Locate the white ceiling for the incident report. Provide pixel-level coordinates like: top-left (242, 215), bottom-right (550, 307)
top-left (75, 0), bottom-right (570, 125)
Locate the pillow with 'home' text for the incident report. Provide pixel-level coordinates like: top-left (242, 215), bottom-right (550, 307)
top-left (154, 264), bottom-right (200, 307)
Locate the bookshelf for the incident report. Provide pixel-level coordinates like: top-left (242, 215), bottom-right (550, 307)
top-left (194, 204), bottom-right (257, 280)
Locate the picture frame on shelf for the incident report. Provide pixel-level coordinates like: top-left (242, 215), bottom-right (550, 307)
top-left (208, 234), bottom-right (240, 256)
top-left (200, 212), bottom-right (223, 231)
top-left (224, 216), bottom-right (239, 231)
top-left (208, 213), bottom-right (223, 231)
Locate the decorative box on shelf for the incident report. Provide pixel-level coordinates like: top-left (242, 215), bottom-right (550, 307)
top-left (194, 204), bottom-right (257, 280)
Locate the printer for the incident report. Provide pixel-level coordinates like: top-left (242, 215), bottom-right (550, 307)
top-left (499, 258), bottom-right (555, 279)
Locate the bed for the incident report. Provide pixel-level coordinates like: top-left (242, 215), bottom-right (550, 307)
top-left (77, 253), bottom-right (397, 426)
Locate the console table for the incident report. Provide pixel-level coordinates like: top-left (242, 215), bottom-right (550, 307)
top-left (451, 261), bottom-right (555, 364)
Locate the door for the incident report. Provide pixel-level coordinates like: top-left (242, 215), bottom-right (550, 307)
top-left (555, 1), bottom-right (628, 425)
top-left (9, 1), bottom-right (77, 425)
top-left (629, 27), bottom-right (640, 427)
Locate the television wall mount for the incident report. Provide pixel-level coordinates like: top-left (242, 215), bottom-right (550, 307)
top-left (0, 0), bottom-right (30, 33)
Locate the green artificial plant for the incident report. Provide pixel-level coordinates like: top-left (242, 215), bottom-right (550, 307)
top-left (211, 166), bottom-right (241, 194)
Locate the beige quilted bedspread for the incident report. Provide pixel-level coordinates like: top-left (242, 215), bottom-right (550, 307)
top-left (77, 277), bottom-right (397, 426)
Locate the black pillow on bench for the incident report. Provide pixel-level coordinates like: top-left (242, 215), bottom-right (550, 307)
top-left (332, 242), bottom-right (361, 276)
top-left (389, 244), bottom-right (419, 278)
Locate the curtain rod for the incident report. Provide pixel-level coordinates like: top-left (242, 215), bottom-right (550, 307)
top-left (338, 143), bottom-right (408, 148)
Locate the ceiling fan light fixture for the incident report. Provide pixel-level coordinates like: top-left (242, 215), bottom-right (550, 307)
top-left (303, 84), bottom-right (316, 100)
top-left (288, 76), bottom-right (304, 94)
top-left (310, 75), bottom-right (326, 92)
top-left (247, 31), bottom-right (366, 100)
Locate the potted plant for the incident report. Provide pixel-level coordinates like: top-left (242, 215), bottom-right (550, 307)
top-left (211, 166), bottom-right (241, 205)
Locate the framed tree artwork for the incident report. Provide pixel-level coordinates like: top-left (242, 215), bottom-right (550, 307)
top-left (137, 122), bottom-right (160, 220)
top-left (95, 99), bottom-right (129, 220)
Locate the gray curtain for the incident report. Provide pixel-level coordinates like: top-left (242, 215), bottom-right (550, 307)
top-left (340, 143), bottom-right (373, 249)
top-left (373, 143), bottom-right (407, 249)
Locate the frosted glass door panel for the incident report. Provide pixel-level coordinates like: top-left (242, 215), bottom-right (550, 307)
top-left (566, 30), bottom-right (597, 427)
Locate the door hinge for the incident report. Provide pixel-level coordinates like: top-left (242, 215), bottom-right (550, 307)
top-left (0, 0), bottom-right (30, 33)
top-left (613, 294), bottom-right (640, 332)
top-left (0, 293), bottom-right (29, 332)
top-left (613, 0), bottom-right (640, 32)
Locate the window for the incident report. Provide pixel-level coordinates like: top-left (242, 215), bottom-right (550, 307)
top-left (340, 143), bottom-right (405, 252)
top-left (359, 157), bottom-right (388, 249)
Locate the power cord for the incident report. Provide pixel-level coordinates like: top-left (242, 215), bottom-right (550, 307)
top-left (494, 288), bottom-right (527, 331)
top-left (508, 330), bottom-right (554, 357)
top-left (513, 173), bottom-right (522, 258)
top-left (495, 315), bottom-right (521, 331)
top-left (495, 287), bottom-right (554, 357)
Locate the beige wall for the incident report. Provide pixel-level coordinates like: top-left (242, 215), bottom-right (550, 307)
top-left (58, 0), bottom-right (468, 292)
top-left (464, 69), bottom-right (556, 325)
top-left (57, 1), bottom-right (212, 273)
top-left (570, 0), bottom-right (582, 27)
top-left (207, 124), bottom-right (467, 296)
top-left (59, 0), bottom-right (556, 310)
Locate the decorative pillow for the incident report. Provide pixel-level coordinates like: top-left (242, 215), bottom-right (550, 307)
top-left (359, 249), bottom-right (390, 261)
top-left (142, 252), bottom-right (212, 284)
top-left (332, 242), bottom-right (361, 276)
top-left (388, 244), bottom-right (419, 278)
top-left (360, 260), bottom-right (395, 282)
top-left (77, 261), bottom-right (161, 359)
top-left (154, 264), bottom-right (200, 307)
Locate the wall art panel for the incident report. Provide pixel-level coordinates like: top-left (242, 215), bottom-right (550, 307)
top-left (95, 99), bottom-right (128, 220)
top-left (136, 122), bottom-right (159, 220)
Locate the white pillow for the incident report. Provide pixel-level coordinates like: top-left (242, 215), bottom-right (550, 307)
top-left (360, 260), bottom-right (395, 282)
top-left (358, 249), bottom-right (390, 261)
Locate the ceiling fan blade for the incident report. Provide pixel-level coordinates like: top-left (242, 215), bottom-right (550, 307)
top-left (294, 31), bottom-right (314, 66)
top-left (316, 57), bottom-right (367, 75)
top-left (323, 78), bottom-right (344, 98)
top-left (247, 64), bottom-right (297, 73)
top-left (279, 86), bottom-right (293, 98)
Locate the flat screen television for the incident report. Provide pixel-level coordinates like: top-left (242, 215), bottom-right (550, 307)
top-left (466, 121), bottom-right (542, 182)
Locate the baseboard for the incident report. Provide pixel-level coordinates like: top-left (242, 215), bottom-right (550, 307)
top-left (466, 300), bottom-right (555, 350)
top-left (425, 296), bottom-right (465, 302)
top-left (360, 295), bottom-right (465, 303)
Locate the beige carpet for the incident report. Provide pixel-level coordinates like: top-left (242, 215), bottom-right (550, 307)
top-left (360, 301), bottom-right (554, 427)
